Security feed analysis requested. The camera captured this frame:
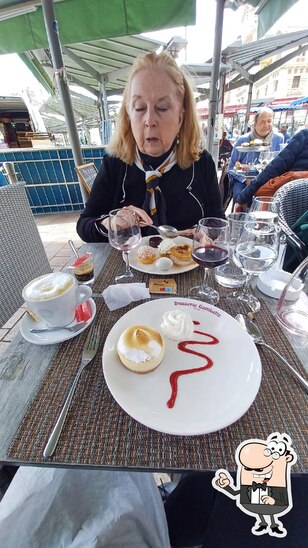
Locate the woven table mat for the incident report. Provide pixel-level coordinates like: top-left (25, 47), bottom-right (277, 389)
top-left (9, 249), bottom-right (307, 472)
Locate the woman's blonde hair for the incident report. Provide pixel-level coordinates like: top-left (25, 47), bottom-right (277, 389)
top-left (107, 52), bottom-right (204, 169)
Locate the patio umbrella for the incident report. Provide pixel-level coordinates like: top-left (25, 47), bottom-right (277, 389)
top-left (0, 0), bottom-right (196, 54)
top-left (0, 0), bottom-right (196, 202)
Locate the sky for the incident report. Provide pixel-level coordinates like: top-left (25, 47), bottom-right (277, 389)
top-left (0, 0), bottom-right (306, 99)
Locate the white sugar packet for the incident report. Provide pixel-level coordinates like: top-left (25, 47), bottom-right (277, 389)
top-left (102, 283), bottom-right (150, 311)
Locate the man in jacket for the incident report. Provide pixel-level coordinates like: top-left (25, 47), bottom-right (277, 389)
top-left (228, 107), bottom-right (283, 202)
top-left (234, 128), bottom-right (308, 210)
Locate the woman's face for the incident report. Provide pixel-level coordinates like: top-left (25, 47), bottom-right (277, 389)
top-left (128, 68), bottom-right (184, 157)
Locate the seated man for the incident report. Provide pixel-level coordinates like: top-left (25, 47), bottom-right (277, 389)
top-left (234, 128), bottom-right (308, 211)
top-left (228, 107), bottom-right (283, 202)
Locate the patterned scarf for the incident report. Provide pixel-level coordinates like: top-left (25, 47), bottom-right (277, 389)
top-left (250, 128), bottom-right (273, 145)
top-left (135, 147), bottom-right (177, 226)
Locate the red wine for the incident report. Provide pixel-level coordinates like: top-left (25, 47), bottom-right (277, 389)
top-left (192, 245), bottom-right (228, 268)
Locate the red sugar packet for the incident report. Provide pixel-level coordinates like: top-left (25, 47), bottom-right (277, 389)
top-left (75, 301), bottom-right (92, 322)
top-left (72, 253), bottom-right (90, 267)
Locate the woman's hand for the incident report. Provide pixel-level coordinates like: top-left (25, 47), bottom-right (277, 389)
top-left (122, 205), bottom-right (153, 227)
top-left (234, 202), bottom-right (247, 212)
top-left (178, 226), bottom-right (197, 239)
top-left (100, 205), bottom-right (152, 230)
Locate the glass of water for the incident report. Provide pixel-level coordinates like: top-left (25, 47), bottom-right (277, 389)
top-left (228, 221), bottom-right (280, 313)
top-left (249, 196), bottom-right (279, 223)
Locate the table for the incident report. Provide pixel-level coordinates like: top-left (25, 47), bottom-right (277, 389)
top-left (0, 243), bottom-right (307, 473)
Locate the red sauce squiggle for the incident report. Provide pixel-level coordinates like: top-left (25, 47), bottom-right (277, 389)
top-left (167, 321), bottom-right (219, 409)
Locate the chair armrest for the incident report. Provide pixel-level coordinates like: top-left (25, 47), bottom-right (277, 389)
top-left (278, 219), bottom-right (308, 263)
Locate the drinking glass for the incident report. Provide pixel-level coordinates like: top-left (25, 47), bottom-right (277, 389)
top-left (214, 212), bottom-right (249, 288)
top-left (229, 221), bottom-right (280, 313)
top-left (188, 217), bottom-right (228, 305)
top-left (108, 208), bottom-right (141, 283)
top-left (249, 196), bottom-right (279, 223)
top-left (276, 256), bottom-right (308, 340)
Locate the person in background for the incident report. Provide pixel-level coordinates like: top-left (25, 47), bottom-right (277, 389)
top-left (228, 107), bottom-right (284, 202)
top-left (77, 52), bottom-right (224, 243)
top-left (219, 130), bottom-right (233, 157)
top-left (280, 123), bottom-right (291, 144)
top-left (234, 128), bottom-right (308, 211)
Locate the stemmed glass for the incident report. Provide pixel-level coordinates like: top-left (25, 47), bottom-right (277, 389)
top-left (108, 208), bottom-right (141, 283)
top-left (249, 196), bottom-right (279, 223)
top-left (228, 220), bottom-right (280, 313)
top-left (214, 212), bottom-right (250, 288)
top-left (189, 217), bottom-right (229, 305)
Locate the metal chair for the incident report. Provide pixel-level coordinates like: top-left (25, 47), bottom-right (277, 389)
top-left (217, 159), bottom-right (233, 211)
top-left (274, 178), bottom-right (308, 265)
top-left (0, 183), bottom-right (52, 327)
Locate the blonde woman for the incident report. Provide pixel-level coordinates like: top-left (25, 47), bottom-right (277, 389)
top-left (77, 52), bottom-right (224, 242)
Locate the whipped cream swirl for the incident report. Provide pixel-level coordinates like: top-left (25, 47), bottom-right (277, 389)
top-left (161, 310), bottom-right (194, 341)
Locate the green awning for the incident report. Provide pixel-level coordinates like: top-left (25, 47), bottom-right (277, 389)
top-left (0, 0), bottom-right (196, 55)
top-left (247, 0), bottom-right (299, 38)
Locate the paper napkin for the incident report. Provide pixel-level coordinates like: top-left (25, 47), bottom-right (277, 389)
top-left (102, 283), bottom-right (150, 311)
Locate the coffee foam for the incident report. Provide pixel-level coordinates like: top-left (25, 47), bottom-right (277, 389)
top-left (24, 273), bottom-right (74, 301)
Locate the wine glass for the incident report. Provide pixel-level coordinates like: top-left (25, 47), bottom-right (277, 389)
top-left (189, 217), bottom-right (229, 305)
top-left (249, 196), bottom-right (279, 223)
top-left (228, 220), bottom-right (280, 313)
top-left (108, 208), bottom-right (141, 283)
top-left (214, 212), bottom-right (250, 288)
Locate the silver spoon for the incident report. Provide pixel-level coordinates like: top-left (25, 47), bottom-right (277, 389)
top-left (236, 314), bottom-right (308, 391)
top-left (68, 239), bottom-right (79, 259)
top-left (152, 224), bottom-right (179, 238)
top-left (30, 322), bottom-right (87, 334)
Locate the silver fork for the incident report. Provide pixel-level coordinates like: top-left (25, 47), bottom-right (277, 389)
top-left (43, 322), bottom-right (101, 458)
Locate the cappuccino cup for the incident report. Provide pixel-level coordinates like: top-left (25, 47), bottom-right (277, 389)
top-left (22, 272), bottom-right (92, 327)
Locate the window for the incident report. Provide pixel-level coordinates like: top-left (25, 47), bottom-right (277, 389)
top-left (292, 75), bottom-right (301, 88)
top-left (273, 81), bottom-right (278, 92)
top-left (265, 85), bottom-right (268, 96)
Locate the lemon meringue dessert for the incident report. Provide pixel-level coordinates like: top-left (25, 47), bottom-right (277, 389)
top-left (117, 325), bottom-right (165, 373)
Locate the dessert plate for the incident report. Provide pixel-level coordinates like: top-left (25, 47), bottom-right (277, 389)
top-left (102, 297), bottom-right (261, 435)
top-left (235, 145), bottom-right (269, 152)
top-left (129, 236), bottom-right (198, 275)
top-left (20, 299), bottom-right (96, 345)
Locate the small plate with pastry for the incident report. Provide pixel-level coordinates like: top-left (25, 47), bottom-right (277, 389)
top-left (128, 236), bottom-right (198, 275)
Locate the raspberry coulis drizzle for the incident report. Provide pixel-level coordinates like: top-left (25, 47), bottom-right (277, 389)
top-left (167, 321), bottom-right (219, 409)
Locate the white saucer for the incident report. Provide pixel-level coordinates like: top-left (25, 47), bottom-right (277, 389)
top-left (20, 299), bottom-right (96, 345)
top-left (257, 270), bottom-right (303, 301)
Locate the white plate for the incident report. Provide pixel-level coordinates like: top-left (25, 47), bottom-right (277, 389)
top-left (20, 299), bottom-right (96, 345)
top-left (129, 236), bottom-right (198, 275)
top-left (102, 298), bottom-right (261, 435)
top-left (235, 145), bottom-right (269, 152)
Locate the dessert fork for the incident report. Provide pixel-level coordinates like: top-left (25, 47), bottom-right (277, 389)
top-left (43, 322), bottom-right (101, 458)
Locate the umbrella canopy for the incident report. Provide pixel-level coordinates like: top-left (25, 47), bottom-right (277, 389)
top-left (246, 0), bottom-right (300, 38)
top-left (290, 96), bottom-right (308, 106)
top-left (0, 0), bottom-right (196, 54)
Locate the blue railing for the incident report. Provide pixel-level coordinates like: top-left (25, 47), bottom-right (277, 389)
top-left (0, 146), bottom-right (106, 214)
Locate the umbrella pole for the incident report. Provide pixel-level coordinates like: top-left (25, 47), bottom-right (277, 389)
top-left (41, 0), bottom-right (88, 204)
top-left (207, 0), bottom-right (225, 162)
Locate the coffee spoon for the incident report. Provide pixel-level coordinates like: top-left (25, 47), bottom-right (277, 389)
top-left (30, 322), bottom-right (87, 334)
top-left (68, 239), bottom-right (79, 259)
